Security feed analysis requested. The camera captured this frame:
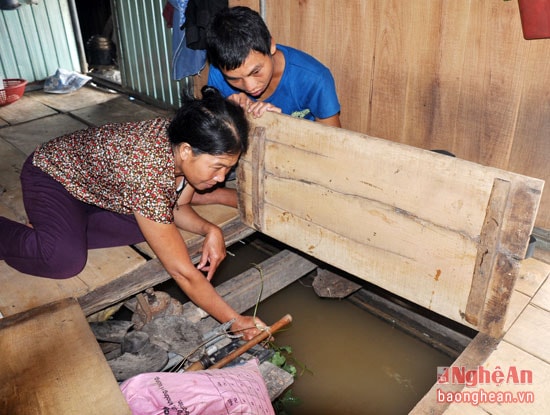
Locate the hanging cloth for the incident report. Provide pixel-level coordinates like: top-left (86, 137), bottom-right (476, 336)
top-left (184, 0), bottom-right (227, 50)
top-left (166, 0), bottom-right (207, 79)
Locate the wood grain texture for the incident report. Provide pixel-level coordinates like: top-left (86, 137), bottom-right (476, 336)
top-left (0, 298), bottom-right (131, 415)
top-left (466, 179), bottom-right (511, 328)
top-left (260, 0), bottom-right (550, 229)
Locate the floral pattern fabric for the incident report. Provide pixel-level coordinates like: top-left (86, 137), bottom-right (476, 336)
top-left (33, 118), bottom-right (178, 224)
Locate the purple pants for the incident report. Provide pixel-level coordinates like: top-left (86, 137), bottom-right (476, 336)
top-left (0, 155), bottom-right (146, 279)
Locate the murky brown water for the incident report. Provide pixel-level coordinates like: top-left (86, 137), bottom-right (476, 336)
top-left (255, 280), bottom-right (454, 415)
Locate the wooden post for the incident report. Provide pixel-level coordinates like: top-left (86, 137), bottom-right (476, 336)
top-left (466, 178), bottom-right (542, 338)
top-left (238, 126), bottom-right (266, 231)
top-left (465, 179), bottom-right (511, 328)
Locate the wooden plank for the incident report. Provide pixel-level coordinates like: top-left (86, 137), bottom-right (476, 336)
top-left (479, 182), bottom-right (542, 336)
top-left (259, 361), bottom-right (294, 401)
top-left (0, 136), bottom-right (26, 192)
top-left (240, 113), bottom-right (541, 237)
top-left (0, 137), bottom-right (27, 223)
top-left (503, 290), bottom-right (530, 333)
top-left (509, 39), bottom-right (550, 231)
top-left (262, 175), bottom-right (479, 268)
top-left (514, 257), bottom-right (550, 298)
top-left (348, 288), bottom-right (472, 359)
top-left (0, 298), bottom-right (131, 415)
top-left (238, 126), bottom-right (266, 231)
top-left (455, 1), bottom-right (525, 168)
top-left (476, 340), bottom-right (550, 415)
top-left (465, 179), bottom-right (511, 327)
top-left (0, 113), bottom-right (89, 157)
top-left (0, 95), bottom-right (57, 125)
top-left (504, 304), bottom-right (550, 364)
top-left (468, 177), bottom-right (544, 336)
top-left (238, 112), bottom-right (543, 331)
top-left (444, 404), bottom-right (491, 415)
top-left (410, 1), bottom-right (470, 153)
top-left (532, 273), bottom-right (550, 312)
top-left (241, 197), bottom-right (476, 326)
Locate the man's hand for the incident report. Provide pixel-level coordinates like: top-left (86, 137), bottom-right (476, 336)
top-left (228, 93), bottom-right (282, 118)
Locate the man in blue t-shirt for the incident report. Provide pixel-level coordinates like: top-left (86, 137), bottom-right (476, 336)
top-left (206, 6), bottom-right (341, 128)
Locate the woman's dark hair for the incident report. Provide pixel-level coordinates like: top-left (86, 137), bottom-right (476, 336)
top-left (167, 86), bottom-right (249, 156)
top-left (206, 6), bottom-right (272, 71)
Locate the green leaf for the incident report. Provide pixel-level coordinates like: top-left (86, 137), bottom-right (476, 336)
top-left (270, 351), bottom-right (287, 367)
top-left (283, 363), bottom-right (298, 377)
top-left (278, 345), bottom-right (293, 354)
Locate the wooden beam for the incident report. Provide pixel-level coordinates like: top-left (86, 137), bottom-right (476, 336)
top-left (349, 288), bottom-right (473, 359)
top-left (238, 126), bottom-right (266, 230)
top-left (466, 178), bottom-right (543, 337)
top-left (465, 178), bottom-right (511, 327)
top-left (479, 180), bottom-right (542, 337)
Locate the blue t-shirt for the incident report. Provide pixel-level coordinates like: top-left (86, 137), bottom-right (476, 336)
top-left (208, 44), bottom-right (340, 121)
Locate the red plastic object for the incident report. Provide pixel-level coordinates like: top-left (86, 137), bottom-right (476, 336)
top-left (0, 78), bottom-right (28, 106)
top-left (518, 0), bottom-right (550, 40)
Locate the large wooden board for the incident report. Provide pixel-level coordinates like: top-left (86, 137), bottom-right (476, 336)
top-left (0, 298), bottom-right (131, 415)
top-left (237, 112), bottom-right (544, 336)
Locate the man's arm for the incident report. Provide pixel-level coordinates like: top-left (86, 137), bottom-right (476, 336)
top-left (316, 113), bottom-right (341, 128)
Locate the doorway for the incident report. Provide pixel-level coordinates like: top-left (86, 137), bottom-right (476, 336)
top-left (74, 0), bottom-right (121, 86)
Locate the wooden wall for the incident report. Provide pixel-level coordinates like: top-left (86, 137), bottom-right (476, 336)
top-left (225, 0), bottom-right (549, 230)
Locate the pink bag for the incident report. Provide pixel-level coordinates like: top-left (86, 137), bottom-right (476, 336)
top-left (120, 359), bottom-right (274, 415)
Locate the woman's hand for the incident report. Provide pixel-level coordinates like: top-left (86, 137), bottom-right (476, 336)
top-left (172, 199), bottom-right (227, 280)
top-left (231, 315), bottom-right (270, 341)
top-left (197, 225), bottom-right (226, 281)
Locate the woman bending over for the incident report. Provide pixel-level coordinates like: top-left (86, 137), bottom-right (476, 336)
top-left (0, 86), bottom-right (265, 339)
